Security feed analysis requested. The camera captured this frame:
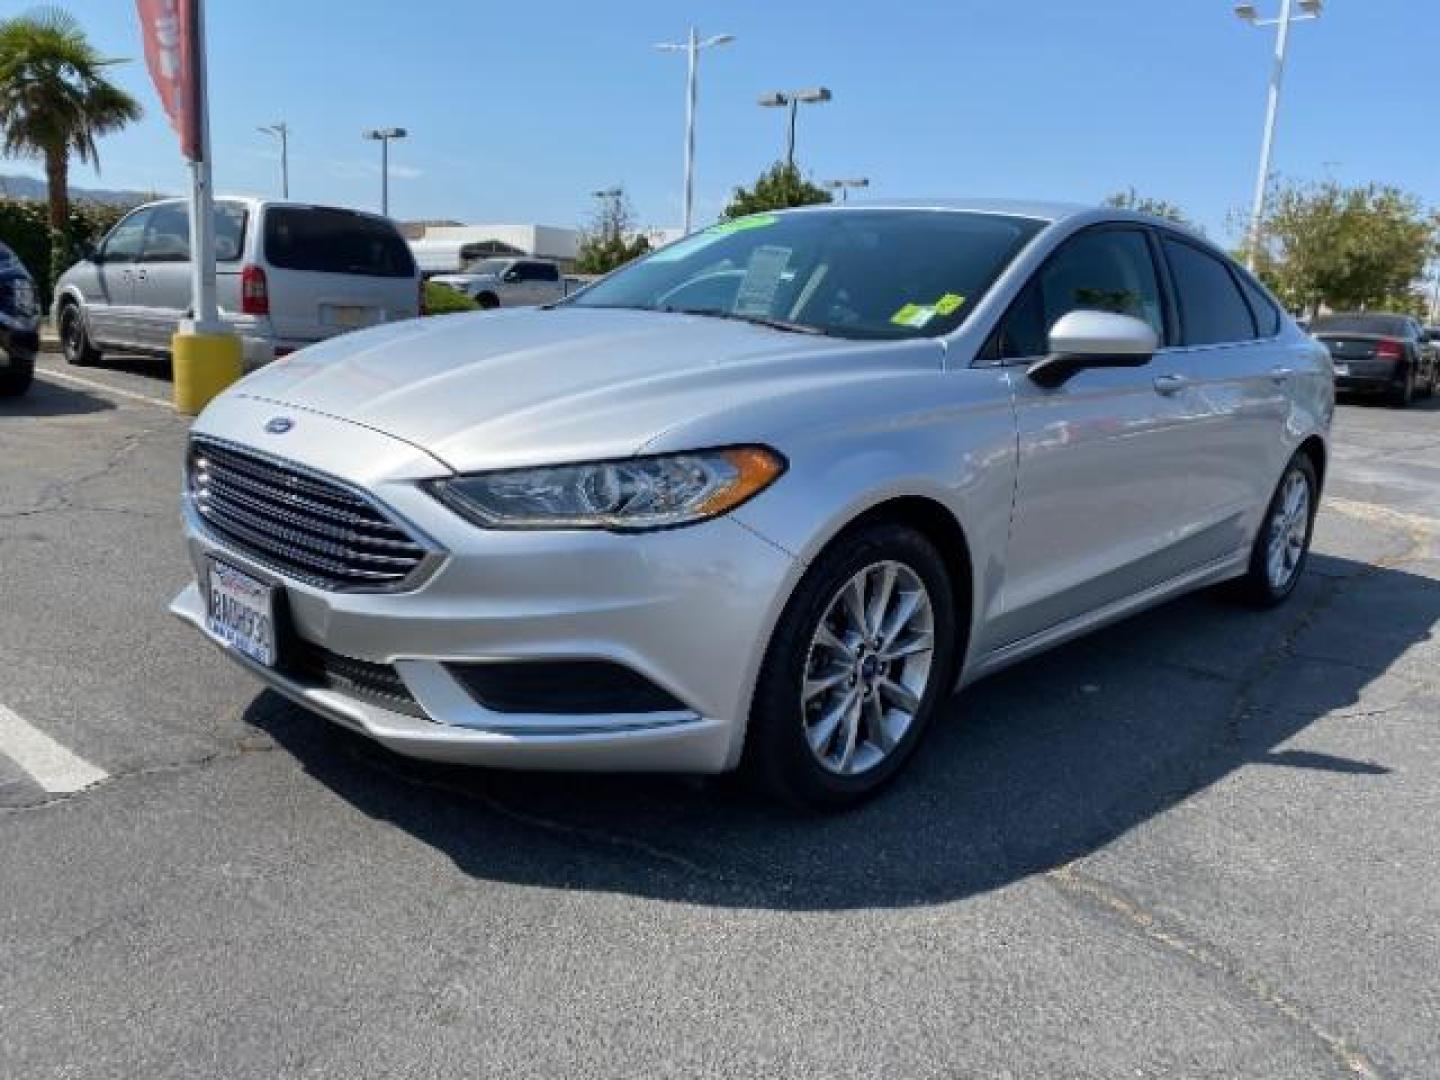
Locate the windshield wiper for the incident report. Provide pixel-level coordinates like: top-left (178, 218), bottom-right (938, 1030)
top-left (660, 306), bottom-right (829, 336)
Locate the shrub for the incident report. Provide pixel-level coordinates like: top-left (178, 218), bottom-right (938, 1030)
top-left (424, 280), bottom-right (478, 315)
top-left (0, 196), bottom-right (129, 305)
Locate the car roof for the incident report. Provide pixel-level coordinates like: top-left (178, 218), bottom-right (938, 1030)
top-left (777, 197), bottom-right (1091, 223)
top-left (129, 195), bottom-right (393, 222)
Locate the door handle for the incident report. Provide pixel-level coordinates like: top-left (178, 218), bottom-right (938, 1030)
top-left (135, 268), bottom-right (148, 281)
top-left (1269, 366), bottom-right (1293, 383)
top-left (1152, 374), bottom-right (1189, 395)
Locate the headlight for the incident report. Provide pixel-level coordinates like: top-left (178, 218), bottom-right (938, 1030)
top-left (429, 446), bottom-right (785, 530)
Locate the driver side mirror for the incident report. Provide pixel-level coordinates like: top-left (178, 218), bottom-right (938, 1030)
top-left (1026, 310), bottom-right (1159, 389)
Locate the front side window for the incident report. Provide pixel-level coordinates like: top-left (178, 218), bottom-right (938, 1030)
top-left (569, 209), bottom-right (1044, 340)
top-left (994, 228), bottom-right (1164, 360)
top-left (101, 208), bottom-right (151, 262)
top-left (132, 201), bottom-right (247, 263)
top-left (1163, 237), bottom-right (1256, 346)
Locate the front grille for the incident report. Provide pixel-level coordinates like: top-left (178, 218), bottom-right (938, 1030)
top-left (289, 641), bottom-right (426, 718)
top-left (189, 437), bottom-right (432, 591)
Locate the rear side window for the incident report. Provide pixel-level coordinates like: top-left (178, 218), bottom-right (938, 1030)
top-left (1236, 273), bottom-right (1281, 337)
top-left (995, 228), bottom-right (1164, 359)
top-left (1310, 314), bottom-right (1409, 337)
top-left (1163, 238), bottom-right (1256, 346)
top-left (263, 208), bottom-right (416, 277)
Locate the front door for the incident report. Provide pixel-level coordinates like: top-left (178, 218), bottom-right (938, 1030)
top-left (132, 200), bottom-right (192, 349)
top-left (983, 225), bottom-right (1209, 649)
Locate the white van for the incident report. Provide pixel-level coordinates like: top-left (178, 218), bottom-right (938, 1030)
top-left (52, 198), bottom-right (423, 368)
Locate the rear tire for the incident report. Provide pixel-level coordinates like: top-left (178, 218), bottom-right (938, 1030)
top-left (59, 303), bottom-right (101, 366)
top-left (1389, 365), bottom-right (1415, 408)
top-left (476, 292), bottom-right (499, 310)
top-left (0, 352), bottom-right (33, 397)
top-left (1234, 453), bottom-right (1318, 608)
top-left (742, 523), bottom-right (960, 810)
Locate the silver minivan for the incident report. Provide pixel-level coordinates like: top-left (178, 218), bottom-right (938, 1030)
top-left (53, 198), bottom-right (422, 369)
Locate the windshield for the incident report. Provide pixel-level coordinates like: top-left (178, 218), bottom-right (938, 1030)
top-left (1311, 314), bottom-right (1410, 337)
top-left (567, 209), bottom-right (1044, 339)
top-left (462, 258), bottom-right (510, 276)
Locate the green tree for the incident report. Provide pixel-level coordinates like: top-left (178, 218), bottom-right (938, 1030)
top-left (723, 162), bottom-right (832, 219)
top-left (1255, 179), bottom-right (1439, 316)
top-left (0, 6), bottom-right (141, 288)
top-left (1103, 187), bottom-right (1192, 227)
top-left (574, 186), bottom-right (652, 275)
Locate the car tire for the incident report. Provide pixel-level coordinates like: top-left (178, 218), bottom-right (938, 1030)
top-left (1422, 363), bottom-right (1437, 399)
top-left (476, 293), bottom-right (499, 310)
top-left (1389, 365), bottom-right (1415, 408)
top-left (742, 522), bottom-right (960, 810)
top-left (1235, 453), bottom-right (1318, 608)
top-left (59, 302), bottom-right (101, 366)
top-left (0, 352), bottom-right (33, 397)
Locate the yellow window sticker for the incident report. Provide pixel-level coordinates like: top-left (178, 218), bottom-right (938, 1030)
top-left (708, 214), bottom-right (778, 236)
top-left (891, 303), bottom-right (936, 328)
top-left (934, 293), bottom-right (966, 316)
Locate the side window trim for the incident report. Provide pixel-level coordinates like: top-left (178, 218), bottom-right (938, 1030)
top-left (979, 222), bottom-right (1166, 367)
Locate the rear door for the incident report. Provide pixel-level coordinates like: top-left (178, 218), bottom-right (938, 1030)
top-left (1154, 233), bottom-right (1295, 564)
top-left (259, 206), bottom-right (420, 343)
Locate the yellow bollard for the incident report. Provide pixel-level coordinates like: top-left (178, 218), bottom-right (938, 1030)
top-left (172, 330), bottom-right (243, 415)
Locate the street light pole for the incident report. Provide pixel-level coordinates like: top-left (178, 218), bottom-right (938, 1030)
top-left (1235, 0), bottom-right (1323, 270)
top-left (757, 87), bottom-right (832, 171)
top-left (362, 127), bottom-right (408, 217)
top-left (656, 28), bottom-right (734, 235)
top-left (257, 122), bottom-right (289, 198)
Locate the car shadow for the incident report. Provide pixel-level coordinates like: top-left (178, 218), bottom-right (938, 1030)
top-left (246, 553), bottom-right (1436, 910)
top-left (0, 377), bottom-right (115, 417)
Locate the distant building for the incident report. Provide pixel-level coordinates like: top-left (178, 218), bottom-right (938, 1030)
top-left (404, 222), bottom-right (582, 274)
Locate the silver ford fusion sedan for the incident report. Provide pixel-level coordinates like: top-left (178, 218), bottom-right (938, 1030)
top-left (171, 200), bottom-right (1332, 808)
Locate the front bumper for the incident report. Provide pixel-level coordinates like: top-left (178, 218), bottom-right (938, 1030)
top-left (171, 400), bottom-right (800, 773)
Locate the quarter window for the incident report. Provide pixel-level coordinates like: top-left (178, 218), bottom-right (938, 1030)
top-left (1163, 237), bottom-right (1256, 346)
top-left (1236, 272), bottom-right (1281, 337)
top-left (995, 228), bottom-right (1164, 360)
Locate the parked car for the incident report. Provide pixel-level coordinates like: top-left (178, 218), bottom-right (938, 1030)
top-left (170, 200), bottom-right (1332, 808)
top-left (52, 198), bottom-right (422, 370)
top-left (0, 240), bottom-right (39, 398)
top-left (1309, 312), bottom-right (1437, 406)
top-left (430, 257), bottom-right (566, 309)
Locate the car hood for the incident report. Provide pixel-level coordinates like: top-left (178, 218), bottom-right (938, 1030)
top-left (228, 307), bottom-right (911, 472)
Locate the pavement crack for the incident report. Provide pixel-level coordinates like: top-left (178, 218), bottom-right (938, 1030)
top-left (1047, 864), bottom-right (1387, 1078)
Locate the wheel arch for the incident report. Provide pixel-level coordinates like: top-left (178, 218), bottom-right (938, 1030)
top-left (1295, 434), bottom-right (1327, 496)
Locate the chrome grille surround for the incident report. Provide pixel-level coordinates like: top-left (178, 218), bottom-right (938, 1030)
top-left (187, 435), bottom-right (444, 593)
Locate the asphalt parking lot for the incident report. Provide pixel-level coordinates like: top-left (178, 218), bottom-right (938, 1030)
top-left (2, 353), bottom-right (1437, 1079)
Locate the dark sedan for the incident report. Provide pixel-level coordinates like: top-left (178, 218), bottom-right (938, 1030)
top-left (0, 240), bottom-right (40, 398)
top-left (1310, 312), bottom-right (1436, 407)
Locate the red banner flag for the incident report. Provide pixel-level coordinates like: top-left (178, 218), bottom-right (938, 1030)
top-left (135, 0), bottom-right (201, 160)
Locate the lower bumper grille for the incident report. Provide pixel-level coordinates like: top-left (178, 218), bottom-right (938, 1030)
top-left (288, 642), bottom-right (426, 718)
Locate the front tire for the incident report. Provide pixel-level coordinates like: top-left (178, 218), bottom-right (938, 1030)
top-left (743, 523), bottom-right (959, 810)
top-left (1235, 453), bottom-right (1318, 608)
top-left (476, 292), bottom-right (499, 310)
top-left (59, 303), bottom-right (101, 366)
top-left (0, 352), bottom-right (33, 397)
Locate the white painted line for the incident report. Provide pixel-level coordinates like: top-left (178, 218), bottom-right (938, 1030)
top-left (0, 703), bottom-right (108, 793)
top-left (38, 366), bottom-right (173, 410)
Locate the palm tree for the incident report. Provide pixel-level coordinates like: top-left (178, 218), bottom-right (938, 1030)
top-left (0, 6), bottom-right (141, 270)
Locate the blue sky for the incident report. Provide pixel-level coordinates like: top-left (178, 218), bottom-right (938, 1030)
top-left (15, 1), bottom-right (1440, 244)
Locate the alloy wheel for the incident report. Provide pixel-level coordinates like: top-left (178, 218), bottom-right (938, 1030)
top-left (801, 560), bottom-right (935, 776)
top-left (1265, 469), bottom-right (1311, 592)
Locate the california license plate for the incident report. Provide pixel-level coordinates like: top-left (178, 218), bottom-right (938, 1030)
top-left (326, 305), bottom-right (376, 329)
top-left (205, 560), bottom-right (277, 667)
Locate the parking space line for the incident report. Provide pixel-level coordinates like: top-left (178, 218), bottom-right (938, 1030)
top-left (0, 703), bottom-right (108, 794)
top-left (38, 367), bottom-right (174, 410)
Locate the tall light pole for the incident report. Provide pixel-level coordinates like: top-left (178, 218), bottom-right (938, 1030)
top-left (1235, 0), bottom-right (1323, 270)
top-left (826, 177), bottom-right (869, 203)
top-left (257, 122), bottom-right (289, 198)
top-left (757, 87), bottom-right (831, 170)
top-left (655, 28), bottom-right (734, 235)
top-left (362, 127), bottom-right (407, 217)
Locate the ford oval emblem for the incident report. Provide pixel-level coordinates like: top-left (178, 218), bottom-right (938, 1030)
top-left (264, 416), bottom-right (294, 435)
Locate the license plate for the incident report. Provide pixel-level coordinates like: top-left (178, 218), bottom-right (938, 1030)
top-left (205, 560), bottom-right (277, 667)
top-left (1333, 363), bottom-right (1349, 376)
top-left (326, 305), bottom-right (376, 329)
